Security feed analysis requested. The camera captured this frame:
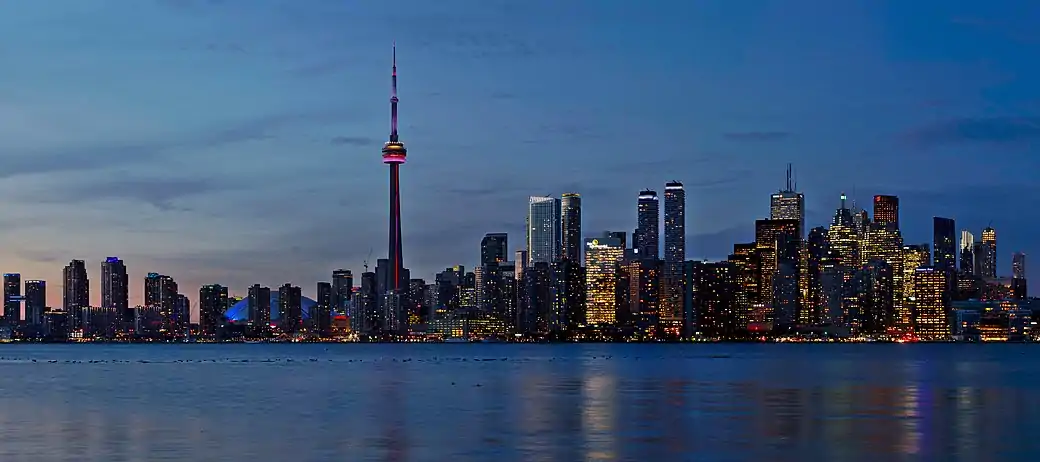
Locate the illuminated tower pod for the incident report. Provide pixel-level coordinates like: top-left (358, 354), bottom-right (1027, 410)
top-left (382, 45), bottom-right (407, 294)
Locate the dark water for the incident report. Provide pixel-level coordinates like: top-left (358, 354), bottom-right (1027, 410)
top-left (0, 344), bottom-right (1038, 462)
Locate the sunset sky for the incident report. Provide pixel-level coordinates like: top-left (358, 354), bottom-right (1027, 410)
top-left (2, 0), bottom-right (1038, 312)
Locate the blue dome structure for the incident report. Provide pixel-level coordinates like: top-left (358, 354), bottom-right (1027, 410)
top-left (225, 293), bottom-right (318, 323)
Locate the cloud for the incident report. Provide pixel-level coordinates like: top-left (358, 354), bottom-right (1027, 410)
top-left (0, 107), bottom-right (358, 180)
top-left (723, 131), bottom-right (792, 142)
top-left (903, 117), bottom-right (1040, 147)
top-left (330, 136), bottom-right (377, 147)
top-left (36, 177), bottom-right (238, 211)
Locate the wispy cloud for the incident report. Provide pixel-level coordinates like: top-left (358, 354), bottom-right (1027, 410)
top-left (330, 136), bottom-right (377, 147)
top-left (0, 107), bottom-right (359, 180)
top-left (903, 117), bottom-right (1040, 147)
top-left (723, 131), bottom-right (792, 142)
top-left (34, 177), bottom-right (238, 212)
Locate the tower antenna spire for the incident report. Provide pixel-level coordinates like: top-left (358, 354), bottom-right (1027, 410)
top-left (390, 42), bottom-right (399, 142)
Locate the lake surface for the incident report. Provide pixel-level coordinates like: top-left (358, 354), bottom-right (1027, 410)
top-left (0, 343), bottom-right (1037, 461)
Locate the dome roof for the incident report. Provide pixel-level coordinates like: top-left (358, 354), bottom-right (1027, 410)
top-left (225, 293), bottom-right (318, 323)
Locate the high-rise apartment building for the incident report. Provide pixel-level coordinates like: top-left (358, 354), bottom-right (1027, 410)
top-left (872, 195), bottom-right (899, 229)
top-left (63, 260), bottom-right (89, 329)
top-left (912, 267), bottom-right (950, 340)
top-left (316, 282), bottom-right (332, 337)
top-left (551, 260), bottom-right (584, 334)
top-left (980, 226), bottom-right (997, 278)
top-left (728, 243), bottom-right (760, 328)
top-left (24, 280), bottom-right (46, 326)
top-left (3, 273), bottom-right (20, 325)
top-left (101, 257), bottom-right (130, 323)
top-left (636, 190), bottom-right (660, 260)
top-left (861, 223), bottom-right (904, 325)
top-left (687, 261), bottom-right (740, 338)
top-left (561, 193), bottom-right (582, 262)
top-left (932, 217), bottom-right (957, 274)
top-left (480, 233), bottom-right (509, 266)
top-left (804, 227), bottom-right (828, 325)
top-left (769, 164), bottom-right (805, 239)
top-left (584, 237), bottom-right (624, 325)
top-left (754, 218), bottom-right (799, 311)
top-left (526, 196), bottom-right (562, 266)
top-left (278, 283), bottom-right (303, 334)
top-left (827, 194), bottom-right (860, 268)
top-left (247, 284), bottom-right (271, 332)
top-left (849, 261), bottom-right (894, 335)
top-left (960, 230), bottom-right (975, 275)
top-left (331, 269), bottom-right (353, 315)
top-left (901, 244), bottom-right (931, 327)
top-left (145, 273), bottom-right (180, 333)
top-left (662, 181), bottom-right (686, 322)
top-left (199, 284), bottom-right (228, 336)
top-left (1013, 252), bottom-right (1026, 280)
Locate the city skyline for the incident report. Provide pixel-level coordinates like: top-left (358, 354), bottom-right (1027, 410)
top-left (2, 1), bottom-right (1039, 308)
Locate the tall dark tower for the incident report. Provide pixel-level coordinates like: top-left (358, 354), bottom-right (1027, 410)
top-left (932, 217), bottom-right (957, 274)
top-left (662, 181), bottom-right (686, 323)
top-left (636, 189), bottom-right (660, 260)
top-left (561, 193), bottom-right (582, 262)
top-left (381, 44), bottom-right (407, 294)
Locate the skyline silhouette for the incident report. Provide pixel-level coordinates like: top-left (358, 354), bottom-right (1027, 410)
top-left (1, 0), bottom-right (1037, 309)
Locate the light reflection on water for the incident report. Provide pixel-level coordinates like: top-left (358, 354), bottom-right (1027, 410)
top-left (0, 344), bottom-right (1038, 461)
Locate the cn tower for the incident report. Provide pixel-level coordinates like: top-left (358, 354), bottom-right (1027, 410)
top-left (381, 45), bottom-right (406, 293)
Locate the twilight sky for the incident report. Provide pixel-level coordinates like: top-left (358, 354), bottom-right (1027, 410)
top-left (1, 0), bottom-right (1039, 312)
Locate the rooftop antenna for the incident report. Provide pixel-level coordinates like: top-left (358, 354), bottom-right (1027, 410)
top-left (363, 247), bottom-right (372, 272)
top-left (785, 163), bottom-right (793, 191)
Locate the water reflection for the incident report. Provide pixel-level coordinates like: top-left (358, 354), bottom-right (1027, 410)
top-left (0, 344), bottom-right (1038, 461)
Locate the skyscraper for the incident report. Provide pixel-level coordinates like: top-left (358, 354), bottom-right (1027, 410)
top-left (901, 244), bottom-right (931, 327)
top-left (960, 230), bottom-right (975, 275)
top-left (932, 217), bottom-right (957, 274)
top-left (872, 195), bottom-right (899, 229)
top-left (3, 273), bottom-right (20, 325)
top-left (63, 260), bottom-right (89, 329)
top-left (804, 227), bottom-right (828, 325)
top-left (980, 226), bottom-right (997, 278)
top-left (769, 164), bottom-right (805, 239)
top-left (480, 233), bottom-right (509, 266)
top-left (551, 260), bottom-right (584, 335)
top-left (101, 257), bottom-right (130, 323)
top-left (584, 237), bottom-right (624, 325)
top-left (278, 283), bottom-right (303, 334)
top-left (561, 193), bottom-right (582, 262)
top-left (381, 45), bottom-right (408, 296)
top-left (199, 284), bottom-right (228, 337)
top-left (1013, 252), bottom-right (1026, 280)
top-left (912, 267), bottom-right (950, 340)
top-left (527, 196), bottom-right (562, 265)
top-left (827, 194), bottom-right (860, 267)
top-left (24, 280), bottom-right (46, 327)
top-left (662, 181), bottom-right (686, 323)
top-left (316, 281), bottom-right (332, 337)
top-left (636, 190), bottom-right (660, 260)
top-left (687, 261), bottom-right (740, 338)
top-left (331, 269), bottom-right (353, 315)
top-left (247, 284), bottom-right (271, 334)
top-left (145, 273), bottom-right (180, 334)
top-left (754, 218), bottom-right (799, 312)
